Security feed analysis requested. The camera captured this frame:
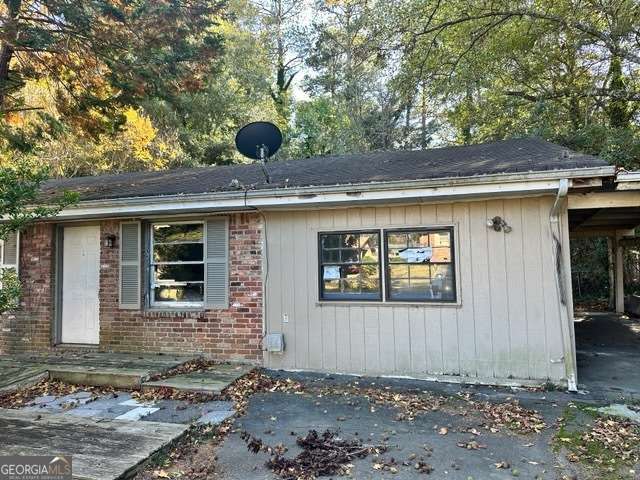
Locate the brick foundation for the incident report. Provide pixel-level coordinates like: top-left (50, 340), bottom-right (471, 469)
top-left (0, 213), bottom-right (264, 363)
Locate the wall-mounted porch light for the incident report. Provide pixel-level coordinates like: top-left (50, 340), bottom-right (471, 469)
top-left (104, 234), bottom-right (117, 248)
top-left (487, 216), bottom-right (512, 233)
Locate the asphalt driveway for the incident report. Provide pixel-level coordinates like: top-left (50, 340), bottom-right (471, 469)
top-left (212, 372), bottom-right (583, 480)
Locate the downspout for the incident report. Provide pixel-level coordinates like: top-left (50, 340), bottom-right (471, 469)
top-left (549, 179), bottom-right (578, 391)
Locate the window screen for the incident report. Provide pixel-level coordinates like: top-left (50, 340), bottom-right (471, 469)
top-left (151, 222), bottom-right (205, 307)
top-left (319, 231), bottom-right (381, 300)
top-left (385, 228), bottom-right (456, 302)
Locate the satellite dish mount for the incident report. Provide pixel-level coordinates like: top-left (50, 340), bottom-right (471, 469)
top-left (235, 122), bottom-right (283, 183)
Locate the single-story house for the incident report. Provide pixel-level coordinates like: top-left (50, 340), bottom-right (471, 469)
top-left (1, 137), bottom-right (639, 390)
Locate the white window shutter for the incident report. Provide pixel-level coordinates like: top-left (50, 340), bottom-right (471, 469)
top-left (119, 222), bottom-right (141, 309)
top-left (2, 231), bottom-right (19, 271)
top-left (205, 217), bottom-right (229, 309)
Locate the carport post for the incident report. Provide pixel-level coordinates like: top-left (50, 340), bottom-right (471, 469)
top-left (615, 231), bottom-right (625, 313)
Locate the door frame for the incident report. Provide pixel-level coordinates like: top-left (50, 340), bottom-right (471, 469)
top-left (53, 222), bottom-right (101, 345)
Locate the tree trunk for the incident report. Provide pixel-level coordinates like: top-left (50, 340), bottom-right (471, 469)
top-left (0, 0), bottom-right (23, 111)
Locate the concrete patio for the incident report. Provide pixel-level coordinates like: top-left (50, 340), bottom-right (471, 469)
top-left (575, 312), bottom-right (640, 395)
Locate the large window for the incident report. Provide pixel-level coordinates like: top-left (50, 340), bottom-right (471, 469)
top-left (318, 227), bottom-right (456, 303)
top-left (319, 231), bottom-right (381, 300)
top-left (385, 228), bottom-right (455, 302)
top-left (150, 222), bottom-right (205, 307)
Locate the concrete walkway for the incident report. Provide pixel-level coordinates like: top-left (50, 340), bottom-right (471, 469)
top-left (0, 408), bottom-right (188, 480)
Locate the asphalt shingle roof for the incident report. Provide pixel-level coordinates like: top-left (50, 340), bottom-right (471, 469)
top-left (40, 137), bottom-right (609, 202)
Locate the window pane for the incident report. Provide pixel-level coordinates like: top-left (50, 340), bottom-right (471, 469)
top-left (323, 279), bottom-right (340, 293)
top-left (341, 248), bottom-right (359, 263)
top-left (319, 231), bottom-right (381, 300)
top-left (408, 232), bottom-right (429, 247)
top-left (321, 234), bottom-right (340, 249)
top-left (430, 232), bottom-right (450, 247)
top-left (153, 224), bottom-right (203, 243)
top-left (431, 246), bottom-right (452, 262)
top-left (360, 234), bottom-right (378, 249)
top-left (341, 277), bottom-right (360, 294)
top-left (154, 283), bottom-right (204, 303)
top-left (386, 229), bottom-right (455, 302)
top-left (322, 249), bottom-right (340, 263)
top-left (387, 233), bottom-right (407, 249)
top-left (360, 265), bottom-right (379, 293)
top-left (342, 234), bottom-right (359, 248)
top-left (154, 244), bottom-right (204, 262)
top-left (409, 264), bottom-right (429, 278)
top-left (389, 264), bottom-right (409, 279)
top-left (154, 264), bottom-right (204, 283)
top-left (431, 264), bottom-right (455, 299)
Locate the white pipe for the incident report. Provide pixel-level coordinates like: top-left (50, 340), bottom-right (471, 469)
top-left (549, 179), bottom-right (577, 391)
top-left (550, 178), bottom-right (569, 221)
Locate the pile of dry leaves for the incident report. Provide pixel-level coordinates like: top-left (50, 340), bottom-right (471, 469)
top-left (476, 400), bottom-right (546, 434)
top-left (458, 394), bottom-right (546, 434)
top-left (575, 417), bottom-right (640, 465)
top-left (132, 387), bottom-right (217, 404)
top-left (0, 379), bottom-right (116, 409)
top-left (223, 371), bottom-right (305, 414)
top-left (315, 383), bottom-right (447, 421)
top-left (147, 358), bottom-right (220, 381)
top-left (241, 429), bottom-right (387, 479)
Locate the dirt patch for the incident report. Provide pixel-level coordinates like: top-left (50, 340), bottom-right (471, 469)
top-left (136, 422), bottom-right (234, 480)
top-left (241, 429), bottom-right (388, 479)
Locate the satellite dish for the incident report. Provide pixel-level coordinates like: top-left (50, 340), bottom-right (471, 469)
top-left (235, 121), bottom-right (282, 162)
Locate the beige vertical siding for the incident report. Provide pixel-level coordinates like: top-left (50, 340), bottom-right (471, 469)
top-left (264, 196), bottom-right (569, 384)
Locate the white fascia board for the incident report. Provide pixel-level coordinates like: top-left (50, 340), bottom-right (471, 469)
top-left (616, 171), bottom-right (640, 190)
top-left (50, 167), bottom-right (614, 220)
top-left (568, 191), bottom-right (640, 209)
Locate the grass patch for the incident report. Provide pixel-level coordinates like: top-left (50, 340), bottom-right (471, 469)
top-left (554, 404), bottom-right (640, 480)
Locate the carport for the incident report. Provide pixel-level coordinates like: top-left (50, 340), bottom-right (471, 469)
top-left (567, 172), bottom-right (640, 393)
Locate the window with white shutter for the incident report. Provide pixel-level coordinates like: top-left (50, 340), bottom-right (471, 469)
top-left (0, 231), bottom-right (19, 272)
top-left (119, 222), bottom-right (141, 309)
top-left (205, 217), bottom-right (229, 309)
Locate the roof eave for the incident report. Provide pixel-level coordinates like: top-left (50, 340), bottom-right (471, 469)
top-left (46, 166), bottom-right (614, 221)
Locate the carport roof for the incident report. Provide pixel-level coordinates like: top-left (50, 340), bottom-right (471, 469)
top-left (40, 137), bottom-right (609, 202)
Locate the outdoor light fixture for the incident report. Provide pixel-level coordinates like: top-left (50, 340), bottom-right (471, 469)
top-left (487, 216), bottom-right (512, 233)
top-left (104, 234), bottom-right (116, 248)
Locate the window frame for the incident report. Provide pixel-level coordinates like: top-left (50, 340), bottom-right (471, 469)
top-left (317, 229), bottom-right (383, 302)
top-left (0, 232), bottom-right (20, 273)
top-left (383, 226), bottom-right (457, 303)
top-left (149, 220), bottom-right (206, 309)
top-left (0, 232), bottom-right (20, 290)
top-left (317, 226), bottom-right (458, 304)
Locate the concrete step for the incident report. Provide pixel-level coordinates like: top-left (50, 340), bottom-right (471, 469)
top-left (142, 364), bottom-right (254, 394)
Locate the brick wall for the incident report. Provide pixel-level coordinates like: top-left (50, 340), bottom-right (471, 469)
top-left (0, 214), bottom-right (264, 363)
top-left (0, 223), bottom-right (55, 353)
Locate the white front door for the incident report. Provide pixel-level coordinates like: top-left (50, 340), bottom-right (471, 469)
top-left (61, 225), bottom-right (100, 344)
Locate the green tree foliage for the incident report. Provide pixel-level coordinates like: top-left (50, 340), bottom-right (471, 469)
top-left (0, 160), bottom-right (77, 313)
top-left (0, 0), bottom-right (225, 169)
top-left (394, 0), bottom-right (640, 166)
top-left (1, 0), bottom-right (638, 171)
top-left (0, 0), bottom-right (224, 139)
